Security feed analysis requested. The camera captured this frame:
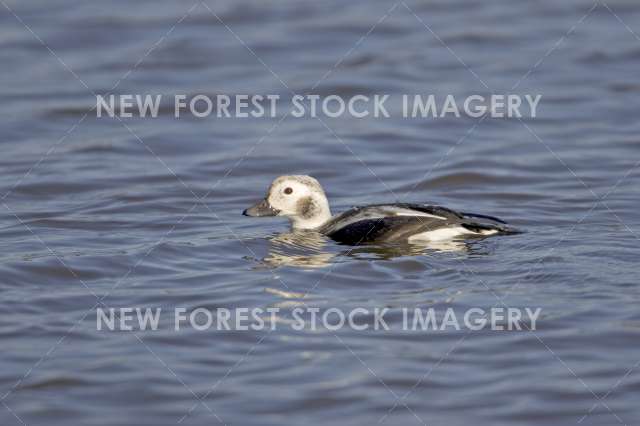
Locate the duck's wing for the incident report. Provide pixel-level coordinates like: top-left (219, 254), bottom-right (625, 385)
top-left (321, 203), bottom-right (519, 245)
top-left (319, 203), bottom-right (456, 244)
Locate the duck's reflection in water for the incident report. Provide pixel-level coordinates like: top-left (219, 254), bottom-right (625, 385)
top-left (258, 231), bottom-right (476, 268)
top-left (343, 239), bottom-right (472, 260)
top-left (262, 231), bottom-right (334, 268)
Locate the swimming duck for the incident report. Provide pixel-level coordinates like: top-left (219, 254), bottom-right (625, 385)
top-left (243, 175), bottom-right (520, 244)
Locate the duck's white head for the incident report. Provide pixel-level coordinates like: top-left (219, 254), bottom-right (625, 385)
top-left (243, 175), bottom-right (332, 230)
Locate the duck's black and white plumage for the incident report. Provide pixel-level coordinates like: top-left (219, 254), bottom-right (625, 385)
top-left (243, 175), bottom-right (520, 245)
top-left (318, 203), bottom-right (518, 244)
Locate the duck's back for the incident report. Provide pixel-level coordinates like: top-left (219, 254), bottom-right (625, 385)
top-left (319, 203), bottom-right (518, 244)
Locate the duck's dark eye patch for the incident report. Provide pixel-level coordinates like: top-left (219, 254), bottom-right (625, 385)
top-left (284, 187), bottom-right (293, 195)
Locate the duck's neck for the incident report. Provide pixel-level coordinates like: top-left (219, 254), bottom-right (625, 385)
top-left (290, 195), bottom-right (332, 230)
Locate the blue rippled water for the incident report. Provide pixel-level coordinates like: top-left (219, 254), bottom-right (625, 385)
top-left (1, 0), bottom-right (639, 425)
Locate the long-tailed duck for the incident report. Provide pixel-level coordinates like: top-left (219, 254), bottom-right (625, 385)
top-left (243, 175), bottom-right (520, 244)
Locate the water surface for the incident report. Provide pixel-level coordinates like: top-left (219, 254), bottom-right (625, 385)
top-left (1, 0), bottom-right (639, 425)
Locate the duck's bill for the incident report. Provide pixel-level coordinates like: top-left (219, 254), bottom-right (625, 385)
top-left (243, 199), bottom-right (280, 217)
